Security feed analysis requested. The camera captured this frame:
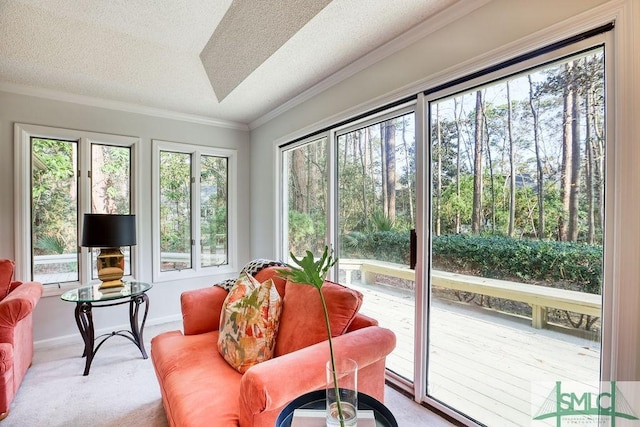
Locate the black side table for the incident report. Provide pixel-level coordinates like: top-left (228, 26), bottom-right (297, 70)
top-left (276, 389), bottom-right (398, 427)
top-left (61, 281), bottom-right (152, 375)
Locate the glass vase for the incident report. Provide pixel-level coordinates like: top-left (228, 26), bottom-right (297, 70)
top-left (326, 358), bottom-right (358, 427)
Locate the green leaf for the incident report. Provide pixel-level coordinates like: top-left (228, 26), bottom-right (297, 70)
top-left (277, 246), bottom-right (337, 290)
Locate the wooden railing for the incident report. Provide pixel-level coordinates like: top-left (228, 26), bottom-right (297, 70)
top-left (340, 259), bottom-right (601, 329)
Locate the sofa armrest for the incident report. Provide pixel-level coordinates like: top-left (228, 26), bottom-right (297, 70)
top-left (346, 312), bottom-right (378, 331)
top-left (181, 286), bottom-right (228, 335)
top-left (0, 281), bottom-right (43, 329)
top-left (239, 326), bottom-right (396, 421)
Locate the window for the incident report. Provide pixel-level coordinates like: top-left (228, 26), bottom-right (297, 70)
top-left (30, 137), bottom-right (79, 284)
top-left (152, 140), bottom-right (236, 281)
top-left (90, 143), bottom-right (133, 278)
top-left (14, 124), bottom-right (138, 289)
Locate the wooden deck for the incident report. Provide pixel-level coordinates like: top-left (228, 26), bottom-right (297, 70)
top-left (350, 281), bottom-right (601, 427)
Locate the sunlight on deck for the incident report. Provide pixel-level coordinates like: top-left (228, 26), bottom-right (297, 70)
top-left (350, 281), bottom-right (601, 426)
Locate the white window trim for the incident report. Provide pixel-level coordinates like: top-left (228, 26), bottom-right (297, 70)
top-left (151, 139), bottom-right (237, 282)
top-left (14, 123), bottom-right (140, 297)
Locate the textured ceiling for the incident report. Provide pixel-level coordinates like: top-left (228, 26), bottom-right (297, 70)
top-left (0, 0), bottom-right (460, 127)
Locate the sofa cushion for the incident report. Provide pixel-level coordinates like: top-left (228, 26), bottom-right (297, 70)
top-left (218, 273), bottom-right (282, 373)
top-left (152, 330), bottom-right (242, 427)
top-left (0, 260), bottom-right (15, 299)
top-left (274, 280), bottom-right (363, 357)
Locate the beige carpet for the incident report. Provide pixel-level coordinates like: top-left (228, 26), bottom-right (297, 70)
top-left (7, 322), bottom-right (452, 427)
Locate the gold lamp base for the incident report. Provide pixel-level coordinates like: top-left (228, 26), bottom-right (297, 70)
top-left (99, 279), bottom-right (124, 290)
top-left (96, 248), bottom-right (126, 290)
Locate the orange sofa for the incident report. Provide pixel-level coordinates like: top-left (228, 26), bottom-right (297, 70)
top-left (151, 265), bottom-right (396, 427)
top-left (0, 259), bottom-right (44, 420)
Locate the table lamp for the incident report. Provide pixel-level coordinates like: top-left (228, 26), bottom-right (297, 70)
top-left (81, 214), bottom-right (136, 289)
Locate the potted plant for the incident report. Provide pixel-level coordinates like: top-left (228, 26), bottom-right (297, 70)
top-left (277, 246), bottom-right (356, 427)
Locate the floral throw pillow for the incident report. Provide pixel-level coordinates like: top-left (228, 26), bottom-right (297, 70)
top-left (217, 272), bottom-right (283, 373)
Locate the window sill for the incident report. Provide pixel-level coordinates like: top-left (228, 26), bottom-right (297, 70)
top-left (42, 282), bottom-right (82, 298)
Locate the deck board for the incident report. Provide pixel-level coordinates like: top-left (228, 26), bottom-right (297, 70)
top-left (350, 281), bottom-right (601, 426)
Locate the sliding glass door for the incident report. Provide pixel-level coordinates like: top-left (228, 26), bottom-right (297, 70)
top-left (335, 110), bottom-right (417, 381)
top-left (279, 31), bottom-right (613, 427)
top-left (425, 45), bottom-right (606, 426)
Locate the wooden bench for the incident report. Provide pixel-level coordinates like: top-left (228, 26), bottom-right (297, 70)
top-left (359, 260), bottom-right (601, 329)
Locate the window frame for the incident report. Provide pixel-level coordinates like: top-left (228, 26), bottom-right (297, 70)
top-left (14, 123), bottom-right (139, 296)
top-left (151, 139), bottom-right (237, 282)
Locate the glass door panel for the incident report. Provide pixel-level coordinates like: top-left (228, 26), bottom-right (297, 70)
top-left (427, 48), bottom-right (604, 425)
top-left (336, 112), bottom-right (416, 381)
top-left (283, 137), bottom-right (328, 261)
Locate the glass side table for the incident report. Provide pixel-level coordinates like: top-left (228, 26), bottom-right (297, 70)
top-left (61, 281), bottom-right (152, 376)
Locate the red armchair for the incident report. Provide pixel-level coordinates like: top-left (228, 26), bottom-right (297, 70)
top-left (0, 259), bottom-right (44, 420)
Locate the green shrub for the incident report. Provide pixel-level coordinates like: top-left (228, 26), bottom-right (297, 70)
top-left (340, 231), bottom-right (602, 294)
top-left (340, 231), bottom-right (410, 264)
top-left (431, 234), bottom-right (602, 294)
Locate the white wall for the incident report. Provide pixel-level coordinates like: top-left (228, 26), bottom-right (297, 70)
top-left (250, 0), bottom-right (640, 381)
top-left (0, 90), bottom-right (251, 344)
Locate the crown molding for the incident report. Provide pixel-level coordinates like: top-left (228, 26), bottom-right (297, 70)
top-left (0, 82), bottom-right (249, 131)
top-left (249, 0), bottom-right (491, 130)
